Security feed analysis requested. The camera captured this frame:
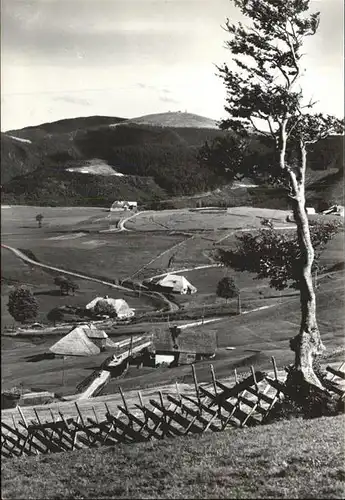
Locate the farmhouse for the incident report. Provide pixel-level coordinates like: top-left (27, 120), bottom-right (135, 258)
top-left (49, 324), bottom-right (109, 356)
top-left (85, 324), bottom-right (108, 350)
top-left (322, 204), bottom-right (344, 217)
top-left (110, 200), bottom-right (138, 211)
top-left (151, 326), bottom-right (217, 366)
top-left (156, 274), bottom-right (197, 295)
top-left (85, 296), bottom-right (135, 319)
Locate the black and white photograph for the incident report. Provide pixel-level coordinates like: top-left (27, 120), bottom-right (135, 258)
top-left (1, 0), bottom-right (344, 498)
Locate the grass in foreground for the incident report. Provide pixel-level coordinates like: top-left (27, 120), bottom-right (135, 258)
top-left (2, 415), bottom-right (344, 499)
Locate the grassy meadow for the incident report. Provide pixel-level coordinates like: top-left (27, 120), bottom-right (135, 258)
top-left (1, 334), bottom-right (130, 397)
top-left (1, 205), bottom-right (344, 397)
top-left (2, 414), bottom-right (344, 499)
top-left (125, 206), bottom-right (293, 232)
top-left (1, 205), bottom-right (345, 500)
top-left (1, 247), bottom-right (156, 329)
top-left (2, 267), bottom-right (343, 398)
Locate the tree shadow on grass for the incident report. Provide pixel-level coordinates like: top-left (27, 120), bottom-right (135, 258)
top-left (24, 352), bottom-right (56, 362)
top-left (84, 366), bottom-right (103, 371)
top-left (33, 289), bottom-right (61, 297)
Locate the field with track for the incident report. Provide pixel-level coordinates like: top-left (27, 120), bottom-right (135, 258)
top-left (1, 205), bottom-right (344, 399)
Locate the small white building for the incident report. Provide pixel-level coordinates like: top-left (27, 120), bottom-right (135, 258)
top-left (157, 274), bottom-right (197, 294)
top-left (110, 201), bottom-right (138, 212)
top-left (322, 205), bottom-right (344, 217)
top-left (85, 296), bottom-right (135, 319)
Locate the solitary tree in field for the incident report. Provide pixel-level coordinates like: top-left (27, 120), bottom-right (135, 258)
top-left (216, 276), bottom-right (239, 304)
top-left (54, 275), bottom-right (79, 296)
top-left (35, 214), bottom-right (44, 228)
top-left (47, 307), bottom-right (65, 326)
top-left (217, 0), bottom-right (344, 389)
top-left (7, 286), bottom-right (39, 324)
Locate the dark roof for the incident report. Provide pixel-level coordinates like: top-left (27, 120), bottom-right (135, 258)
top-left (86, 329), bottom-right (108, 339)
top-left (152, 327), bottom-right (217, 354)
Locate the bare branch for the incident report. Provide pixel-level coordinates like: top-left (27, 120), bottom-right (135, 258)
top-left (286, 115), bottom-right (303, 139)
top-left (267, 117), bottom-right (276, 136)
top-left (249, 116), bottom-right (271, 138)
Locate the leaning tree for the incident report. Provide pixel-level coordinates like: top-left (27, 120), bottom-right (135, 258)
top-left (217, 0), bottom-right (344, 389)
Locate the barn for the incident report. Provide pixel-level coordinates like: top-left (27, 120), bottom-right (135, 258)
top-left (49, 324), bottom-right (109, 356)
top-left (151, 325), bottom-right (217, 366)
top-left (156, 274), bottom-right (197, 295)
top-left (110, 201), bottom-right (138, 211)
top-left (85, 296), bottom-right (135, 319)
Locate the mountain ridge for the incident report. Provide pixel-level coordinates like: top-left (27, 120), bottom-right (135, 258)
top-left (1, 112), bottom-right (343, 208)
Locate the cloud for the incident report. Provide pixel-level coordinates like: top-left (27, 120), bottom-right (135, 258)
top-left (1, 1), bottom-right (202, 67)
top-left (136, 83), bottom-right (179, 103)
top-left (136, 83), bottom-right (157, 90)
top-left (1, 0), bottom-right (343, 130)
top-left (54, 95), bottom-right (90, 106)
top-left (160, 95), bottom-right (180, 104)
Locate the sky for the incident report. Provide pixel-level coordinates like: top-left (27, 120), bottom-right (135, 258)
top-left (1, 0), bottom-right (344, 131)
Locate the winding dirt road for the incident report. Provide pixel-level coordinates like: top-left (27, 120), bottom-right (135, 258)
top-left (1, 244), bottom-right (179, 313)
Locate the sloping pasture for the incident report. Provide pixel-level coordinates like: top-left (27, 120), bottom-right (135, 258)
top-left (13, 232), bottom-right (185, 281)
top-left (125, 207), bottom-right (293, 232)
top-left (1, 205), bottom-right (107, 238)
top-left (1, 248), bottom-right (155, 329)
top-left (1, 334), bottom-right (125, 397)
top-left (99, 271), bottom-right (345, 395)
top-left (2, 272), bottom-right (343, 398)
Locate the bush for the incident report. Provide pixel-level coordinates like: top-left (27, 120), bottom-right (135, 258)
top-left (7, 285), bottom-right (39, 323)
top-left (216, 276), bottom-right (239, 303)
top-left (93, 300), bottom-right (117, 318)
top-left (54, 275), bottom-right (79, 295)
top-left (265, 363), bottom-right (344, 423)
top-left (47, 307), bottom-right (65, 326)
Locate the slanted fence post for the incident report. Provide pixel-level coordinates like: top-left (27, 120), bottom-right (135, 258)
top-left (17, 406), bottom-right (28, 429)
top-left (191, 364), bottom-right (201, 413)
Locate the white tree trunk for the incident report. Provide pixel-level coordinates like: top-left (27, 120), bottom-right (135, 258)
top-left (288, 142), bottom-right (325, 389)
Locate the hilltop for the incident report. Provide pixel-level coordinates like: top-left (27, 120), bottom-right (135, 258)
top-left (125, 111), bottom-right (219, 129)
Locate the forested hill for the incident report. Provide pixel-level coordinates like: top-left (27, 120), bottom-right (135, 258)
top-left (1, 113), bottom-right (343, 208)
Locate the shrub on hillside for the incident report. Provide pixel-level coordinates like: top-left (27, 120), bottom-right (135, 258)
top-left (54, 275), bottom-right (79, 296)
top-left (47, 307), bottom-right (65, 326)
top-left (216, 276), bottom-right (239, 303)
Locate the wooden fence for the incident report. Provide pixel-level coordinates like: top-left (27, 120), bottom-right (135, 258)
top-left (2, 359), bottom-right (344, 459)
